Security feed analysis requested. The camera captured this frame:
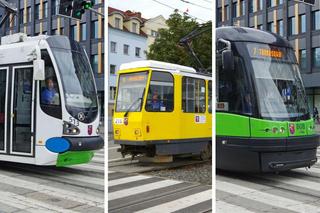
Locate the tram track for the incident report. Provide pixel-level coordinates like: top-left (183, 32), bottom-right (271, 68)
top-left (108, 156), bottom-right (210, 174)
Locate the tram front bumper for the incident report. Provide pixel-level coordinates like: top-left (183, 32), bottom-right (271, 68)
top-left (64, 136), bottom-right (104, 151)
top-left (217, 135), bottom-right (320, 172)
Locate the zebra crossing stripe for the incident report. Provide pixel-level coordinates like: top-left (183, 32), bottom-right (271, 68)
top-left (0, 173), bottom-right (104, 205)
top-left (72, 163), bottom-right (104, 172)
top-left (216, 200), bottom-right (255, 213)
top-left (0, 191), bottom-right (78, 213)
top-left (134, 190), bottom-right (212, 213)
top-left (109, 179), bottom-right (181, 201)
top-left (259, 174), bottom-right (320, 193)
top-left (108, 175), bottom-right (152, 187)
top-left (216, 180), bottom-right (320, 212)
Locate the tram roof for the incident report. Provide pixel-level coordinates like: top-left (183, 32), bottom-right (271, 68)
top-left (120, 60), bottom-right (197, 73)
top-left (216, 26), bottom-right (292, 48)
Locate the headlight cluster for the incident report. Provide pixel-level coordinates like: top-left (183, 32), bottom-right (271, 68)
top-left (63, 121), bottom-right (80, 135)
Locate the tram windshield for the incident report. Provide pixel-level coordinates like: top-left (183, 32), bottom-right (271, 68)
top-left (116, 71), bottom-right (148, 112)
top-left (246, 43), bottom-right (309, 121)
top-left (51, 45), bottom-right (98, 123)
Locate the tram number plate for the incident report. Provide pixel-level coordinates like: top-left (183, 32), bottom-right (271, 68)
top-left (69, 117), bottom-right (79, 126)
top-left (114, 118), bottom-right (123, 125)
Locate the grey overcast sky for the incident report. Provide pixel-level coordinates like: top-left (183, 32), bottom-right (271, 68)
top-left (108, 0), bottom-right (212, 23)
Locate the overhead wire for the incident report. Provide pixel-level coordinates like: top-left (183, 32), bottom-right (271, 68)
top-left (150, 0), bottom-right (207, 22)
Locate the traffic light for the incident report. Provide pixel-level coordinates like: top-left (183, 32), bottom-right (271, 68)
top-left (59, 0), bottom-right (73, 17)
top-left (72, 0), bottom-right (94, 20)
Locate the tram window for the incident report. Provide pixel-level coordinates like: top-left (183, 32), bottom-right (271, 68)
top-left (182, 77), bottom-right (206, 113)
top-left (40, 50), bottom-right (62, 119)
top-left (208, 81), bottom-right (212, 113)
top-left (217, 55), bottom-right (253, 115)
top-left (145, 71), bottom-right (174, 112)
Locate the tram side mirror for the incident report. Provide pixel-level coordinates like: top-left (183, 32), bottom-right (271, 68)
top-left (33, 59), bottom-right (45, 80)
top-left (222, 50), bottom-right (234, 71)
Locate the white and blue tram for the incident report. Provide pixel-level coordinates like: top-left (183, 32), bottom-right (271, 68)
top-left (0, 33), bottom-right (103, 166)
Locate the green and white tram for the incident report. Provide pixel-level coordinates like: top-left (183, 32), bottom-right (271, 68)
top-left (216, 27), bottom-right (319, 172)
top-left (0, 33), bottom-right (103, 166)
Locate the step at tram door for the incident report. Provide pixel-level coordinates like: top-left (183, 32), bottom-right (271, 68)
top-left (0, 65), bottom-right (35, 157)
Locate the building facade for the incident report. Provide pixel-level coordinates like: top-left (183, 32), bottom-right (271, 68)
top-left (216, 0), bottom-right (320, 109)
top-left (1, 0), bottom-right (105, 116)
top-left (108, 7), bottom-right (148, 131)
top-left (142, 15), bottom-right (168, 51)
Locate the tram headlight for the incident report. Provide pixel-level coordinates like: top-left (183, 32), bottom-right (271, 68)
top-left (63, 121), bottom-right (80, 135)
top-left (279, 127), bottom-right (285, 133)
top-left (272, 127), bottom-right (278, 133)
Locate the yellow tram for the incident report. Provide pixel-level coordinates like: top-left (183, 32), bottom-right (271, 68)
top-left (113, 60), bottom-right (212, 160)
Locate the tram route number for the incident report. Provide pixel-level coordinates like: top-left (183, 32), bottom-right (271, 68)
top-left (69, 117), bottom-right (79, 126)
top-left (114, 118), bottom-right (124, 125)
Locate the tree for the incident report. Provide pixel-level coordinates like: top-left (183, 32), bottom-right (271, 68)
top-left (147, 11), bottom-right (212, 72)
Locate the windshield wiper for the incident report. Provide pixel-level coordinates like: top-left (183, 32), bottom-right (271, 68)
top-left (124, 97), bottom-right (143, 117)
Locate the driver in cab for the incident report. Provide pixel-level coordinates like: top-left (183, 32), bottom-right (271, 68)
top-left (41, 78), bottom-right (56, 104)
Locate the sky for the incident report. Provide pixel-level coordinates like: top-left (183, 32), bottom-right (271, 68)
top-left (108, 0), bottom-right (212, 23)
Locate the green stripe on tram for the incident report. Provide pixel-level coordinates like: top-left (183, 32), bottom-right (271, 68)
top-left (217, 112), bottom-right (315, 137)
top-left (56, 151), bottom-right (94, 167)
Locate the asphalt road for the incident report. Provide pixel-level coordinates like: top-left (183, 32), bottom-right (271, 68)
top-left (0, 149), bottom-right (104, 212)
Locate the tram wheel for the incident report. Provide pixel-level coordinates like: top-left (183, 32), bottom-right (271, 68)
top-left (200, 143), bottom-right (212, 161)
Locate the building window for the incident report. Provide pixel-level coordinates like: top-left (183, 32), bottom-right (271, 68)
top-left (132, 22), bottom-right (138, 33)
top-left (91, 55), bottom-right (98, 74)
top-left (278, 0), bottom-right (283, 4)
top-left (257, 24), bottom-right (263, 30)
top-left (312, 48), bottom-right (320, 69)
top-left (218, 7), bottom-right (223, 22)
top-left (299, 14), bottom-right (306, 33)
top-left (182, 77), bottom-right (206, 113)
top-left (224, 5), bottom-right (230, 20)
top-left (19, 9), bottom-right (23, 24)
top-left (151, 30), bottom-right (158, 37)
top-left (313, 10), bottom-right (320, 31)
top-left (110, 42), bottom-right (117, 53)
top-left (249, 0), bottom-right (254, 13)
top-left (110, 87), bottom-right (116, 101)
top-left (35, 4), bottom-right (40, 20)
top-left (110, 64), bottom-right (116, 75)
top-left (43, 2), bottom-right (48, 18)
top-left (92, 20), bottom-right (98, 39)
top-left (123, 44), bottom-right (129, 55)
top-left (52, 0), bottom-right (58, 15)
top-left (115, 17), bottom-right (121, 29)
top-left (70, 25), bottom-right (77, 40)
top-left (26, 7), bottom-right (31, 23)
top-left (135, 47), bottom-right (141, 57)
top-left (267, 22), bottom-right (274, 33)
top-left (240, 0), bottom-right (245, 16)
top-left (52, 29), bottom-right (58, 35)
top-left (299, 49), bottom-right (307, 72)
top-left (258, 0), bottom-right (263, 10)
top-left (277, 20), bottom-right (283, 36)
top-left (267, 0), bottom-right (275, 8)
top-left (80, 23), bottom-right (87, 41)
top-left (289, 17), bottom-right (297, 36)
top-left (232, 2), bottom-right (238, 18)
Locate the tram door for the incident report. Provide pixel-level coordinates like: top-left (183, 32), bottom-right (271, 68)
top-left (0, 68), bottom-right (8, 154)
top-left (10, 66), bottom-right (34, 156)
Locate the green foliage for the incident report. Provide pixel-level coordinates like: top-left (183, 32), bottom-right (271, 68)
top-left (147, 12), bottom-right (212, 72)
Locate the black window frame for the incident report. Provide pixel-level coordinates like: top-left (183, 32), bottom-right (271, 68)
top-left (182, 76), bottom-right (206, 114)
top-left (145, 71), bottom-right (174, 113)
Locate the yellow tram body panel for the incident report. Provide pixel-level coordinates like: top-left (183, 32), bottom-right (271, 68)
top-left (113, 63), bottom-right (212, 143)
